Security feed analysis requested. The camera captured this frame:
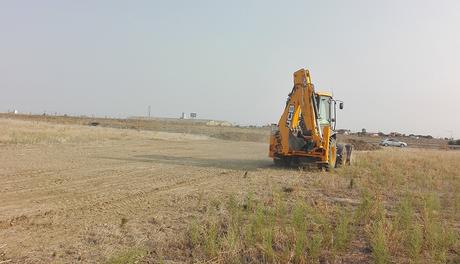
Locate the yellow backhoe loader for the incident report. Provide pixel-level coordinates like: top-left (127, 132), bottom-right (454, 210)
top-left (269, 68), bottom-right (351, 170)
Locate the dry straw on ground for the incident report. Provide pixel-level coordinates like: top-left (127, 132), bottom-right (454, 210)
top-left (0, 116), bottom-right (458, 263)
top-left (185, 149), bottom-right (460, 264)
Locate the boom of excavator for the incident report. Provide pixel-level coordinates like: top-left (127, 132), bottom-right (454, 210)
top-left (269, 68), bottom-right (351, 169)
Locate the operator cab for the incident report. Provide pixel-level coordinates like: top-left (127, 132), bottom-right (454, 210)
top-left (315, 91), bottom-right (343, 131)
top-left (316, 93), bottom-right (332, 126)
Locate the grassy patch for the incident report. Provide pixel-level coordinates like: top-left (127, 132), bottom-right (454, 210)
top-left (105, 248), bottom-right (147, 264)
top-left (185, 149), bottom-right (459, 263)
top-left (370, 221), bottom-right (389, 264)
top-left (187, 193), bottom-right (353, 263)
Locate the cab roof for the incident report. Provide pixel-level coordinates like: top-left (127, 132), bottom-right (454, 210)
top-left (316, 91), bottom-right (332, 97)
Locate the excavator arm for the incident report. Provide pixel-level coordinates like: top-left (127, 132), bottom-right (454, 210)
top-left (269, 68), bottom-right (350, 169)
top-left (278, 69), bottom-right (325, 154)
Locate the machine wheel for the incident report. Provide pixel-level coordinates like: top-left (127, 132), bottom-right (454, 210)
top-left (283, 157), bottom-right (292, 166)
top-left (384, 143), bottom-right (389, 147)
top-left (273, 157), bottom-right (292, 167)
top-left (273, 158), bottom-right (283, 166)
top-left (336, 144), bottom-right (344, 168)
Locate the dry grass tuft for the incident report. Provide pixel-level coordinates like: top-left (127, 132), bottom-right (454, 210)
top-left (105, 248), bottom-right (147, 264)
top-left (0, 119), bottom-right (130, 144)
top-left (186, 194), bottom-right (357, 263)
top-left (184, 148), bottom-right (460, 263)
top-left (0, 118), bottom-right (208, 145)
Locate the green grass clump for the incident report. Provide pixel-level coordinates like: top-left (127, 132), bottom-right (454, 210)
top-left (333, 211), bottom-right (352, 251)
top-left (292, 202), bottom-right (307, 261)
top-left (370, 221), bottom-right (389, 264)
top-left (421, 193), bottom-right (458, 263)
top-left (184, 149), bottom-right (460, 263)
top-left (187, 194), bottom-right (353, 263)
top-left (105, 248), bottom-right (147, 264)
top-left (307, 233), bottom-right (323, 262)
top-left (407, 223), bottom-right (423, 263)
top-left (189, 218), bottom-right (202, 248)
top-left (204, 219), bottom-right (219, 257)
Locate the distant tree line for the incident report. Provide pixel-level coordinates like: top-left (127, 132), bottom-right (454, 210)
top-left (448, 139), bottom-right (460, 145)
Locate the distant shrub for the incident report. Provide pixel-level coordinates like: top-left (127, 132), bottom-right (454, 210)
top-left (448, 139), bottom-right (460, 145)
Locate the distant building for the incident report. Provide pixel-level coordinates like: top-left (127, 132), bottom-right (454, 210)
top-left (180, 112), bottom-right (187, 119)
top-left (190, 112), bottom-right (197, 119)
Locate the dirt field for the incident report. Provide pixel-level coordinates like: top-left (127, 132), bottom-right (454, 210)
top-left (0, 118), bottom-right (458, 263)
top-left (0, 119), bottom-right (270, 263)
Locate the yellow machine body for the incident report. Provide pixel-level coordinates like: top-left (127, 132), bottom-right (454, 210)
top-left (269, 69), bottom-right (342, 169)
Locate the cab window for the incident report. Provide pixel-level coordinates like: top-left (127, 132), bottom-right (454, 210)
top-left (317, 96), bottom-right (331, 125)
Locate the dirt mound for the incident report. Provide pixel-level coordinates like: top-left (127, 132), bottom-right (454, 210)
top-left (344, 139), bottom-right (381, 151)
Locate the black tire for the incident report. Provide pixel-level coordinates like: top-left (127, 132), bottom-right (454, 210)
top-left (336, 144), bottom-right (344, 168)
top-left (400, 144), bottom-right (405, 148)
top-left (283, 157), bottom-right (292, 167)
top-left (273, 157), bottom-right (292, 167)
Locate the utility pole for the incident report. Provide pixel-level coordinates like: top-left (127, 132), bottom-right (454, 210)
top-left (148, 105), bottom-right (151, 118)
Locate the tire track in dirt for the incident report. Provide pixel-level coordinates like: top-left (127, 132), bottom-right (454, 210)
top-left (0, 134), bottom-right (269, 263)
top-left (0, 159), bottom-right (234, 230)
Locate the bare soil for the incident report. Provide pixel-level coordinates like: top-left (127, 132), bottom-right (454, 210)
top-left (0, 122), bottom-right (274, 263)
top-left (0, 116), bottom-right (458, 263)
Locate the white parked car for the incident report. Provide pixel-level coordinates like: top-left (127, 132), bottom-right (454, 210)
top-left (380, 138), bottom-right (407, 147)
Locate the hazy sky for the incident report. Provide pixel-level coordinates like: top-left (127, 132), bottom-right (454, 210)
top-left (1, 1), bottom-right (459, 138)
